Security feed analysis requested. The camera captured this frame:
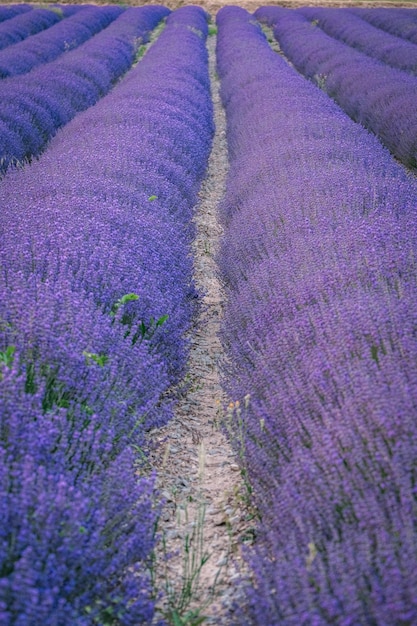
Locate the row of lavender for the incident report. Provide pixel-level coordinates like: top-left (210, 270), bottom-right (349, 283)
top-left (0, 5), bottom-right (122, 78)
top-left (297, 6), bottom-right (417, 72)
top-left (0, 6), bottom-right (64, 50)
top-left (0, 6), bottom-right (213, 623)
top-left (217, 7), bottom-right (417, 623)
top-left (255, 6), bottom-right (417, 168)
top-left (0, 5), bottom-right (32, 22)
top-left (0, 5), bottom-right (163, 174)
top-left (350, 6), bottom-right (417, 43)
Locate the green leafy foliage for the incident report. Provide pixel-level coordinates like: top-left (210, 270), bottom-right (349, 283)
top-left (110, 292), bottom-right (140, 317)
top-left (0, 345), bottom-right (15, 368)
top-left (83, 351), bottom-right (109, 367)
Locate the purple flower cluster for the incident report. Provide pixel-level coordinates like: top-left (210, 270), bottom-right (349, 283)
top-left (349, 7), bottom-right (417, 44)
top-left (217, 7), bottom-right (417, 623)
top-left (0, 5), bottom-right (164, 174)
top-left (298, 6), bottom-right (417, 73)
top-left (255, 6), bottom-right (417, 168)
top-left (0, 369), bottom-right (160, 625)
top-left (0, 7), bottom-right (61, 51)
top-left (0, 6), bottom-right (125, 78)
top-left (0, 5), bottom-right (31, 23)
top-left (0, 5), bottom-right (213, 623)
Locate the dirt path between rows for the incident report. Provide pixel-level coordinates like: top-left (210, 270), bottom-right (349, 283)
top-left (149, 35), bottom-right (253, 625)
top-left (22, 1), bottom-right (417, 16)
top-left (162, 0), bottom-right (417, 14)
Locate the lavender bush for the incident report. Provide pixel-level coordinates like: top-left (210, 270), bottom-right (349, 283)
top-left (349, 7), bottom-right (417, 44)
top-left (217, 6), bottom-right (417, 623)
top-left (0, 5), bottom-right (162, 174)
top-left (0, 5), bottom-right (31, 23)
top-left (298, 6), bottom-right (417, 73)
top-left (0, 7), bottom-right (61, 51)
top-left (0, 5), bottom-right (213, 622)
top-left (0, 367), bottom-right (160, 625)
top-left (255, 6), bottom-right (417, 168)
top-left (0, 6), bottom-right (124, 78)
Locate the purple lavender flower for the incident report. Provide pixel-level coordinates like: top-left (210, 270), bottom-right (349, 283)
top-left (255, 6), bottom-right (417, 167)
top-left (298, 6), bottom-right (417, 73)
top-left (0, 5), bottom-right (213, 621)
top-left (217, 6), bottom-right (417, 622)
top-left (0, 8), bottom-right (61, 51)
top-left (0, 5), bottom-right (31, 23)
top-left (0, 6), bottom-right (125, 78)
top-left (349, 7), bottom-right (417, 45)
top-left (0, 6), bottom-right (169, 174)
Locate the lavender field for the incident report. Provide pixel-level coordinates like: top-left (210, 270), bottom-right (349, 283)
top-left (1, 3), bottom-right (417, 624)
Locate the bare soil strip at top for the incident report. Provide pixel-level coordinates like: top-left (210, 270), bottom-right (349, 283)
top-left (150, 34), bottom-right (251, 625)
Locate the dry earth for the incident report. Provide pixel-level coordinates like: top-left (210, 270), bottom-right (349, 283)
top-left (158, 0), bottom-right (417, 15)
top-left (148, 36), bottom-right (254, 624)
top-left (4, 0), bottom-right (416, 11)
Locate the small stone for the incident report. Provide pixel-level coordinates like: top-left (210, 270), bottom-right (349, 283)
top-left (166, 529), bottom-right (183, 540)
top-left (230, 463), bottom-right (240, 471)
top-left (207, 507), bottom-right (220, 516)
top-left (216, 554), bottom-right (227, 567)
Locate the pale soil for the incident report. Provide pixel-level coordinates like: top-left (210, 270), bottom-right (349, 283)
top-left (157, 0), bottom-right (417, 15)
top-left (7, 0), bottom-right (417, 13)
top-left (149, 35), bottom-right (253, 624)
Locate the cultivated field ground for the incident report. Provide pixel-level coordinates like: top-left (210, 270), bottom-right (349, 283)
top-left (1, 2), bottom-right (417, 625)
